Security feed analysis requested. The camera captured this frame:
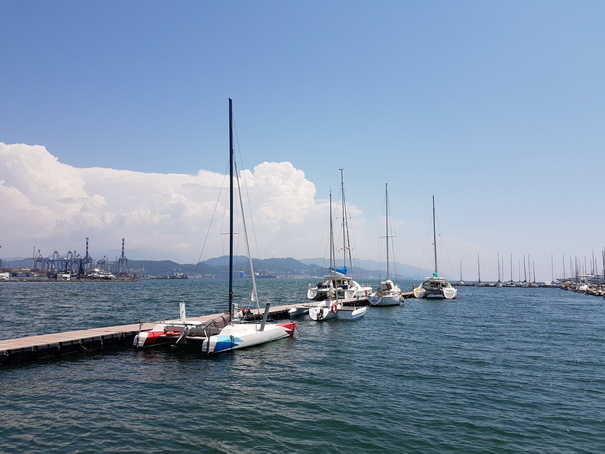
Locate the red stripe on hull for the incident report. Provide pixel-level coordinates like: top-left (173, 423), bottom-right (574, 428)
top-left (277, 321), bottom-right (298, 336)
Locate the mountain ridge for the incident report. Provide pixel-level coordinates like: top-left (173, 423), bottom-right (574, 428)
top-left (1, 256), bottom-right (436, 279)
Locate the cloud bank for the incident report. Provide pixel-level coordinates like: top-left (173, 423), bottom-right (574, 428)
top-left (0, 143), bottom-right (335, 263)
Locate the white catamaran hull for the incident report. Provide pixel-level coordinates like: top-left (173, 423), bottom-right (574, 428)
top-left (413, 277), bottom-right (457, 299)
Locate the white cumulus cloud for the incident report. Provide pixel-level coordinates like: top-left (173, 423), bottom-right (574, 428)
top-left (0, 142), bottom-right (343, 264)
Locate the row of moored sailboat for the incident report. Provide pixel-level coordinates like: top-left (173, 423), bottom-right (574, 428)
top-left (134, 100), bottom-right (456, 356)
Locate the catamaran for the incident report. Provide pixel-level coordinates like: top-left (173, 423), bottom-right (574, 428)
top-left (134, 99), bottom-right (297, 352)
top-left (413, 196), bottom-right (457, 300)
top-left (302, 187), bottom-right (367, 322)
top-left (307, 169), bottom-right (372, 301)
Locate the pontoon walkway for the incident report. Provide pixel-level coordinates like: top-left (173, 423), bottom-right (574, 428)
top-left (0, 297), bottom-right (385, 366)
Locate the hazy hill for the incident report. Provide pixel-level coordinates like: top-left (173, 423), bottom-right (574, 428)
top-left (1, 256), bottom-right (435, 279)
top-left (300, 258), bottom-right (433, 279)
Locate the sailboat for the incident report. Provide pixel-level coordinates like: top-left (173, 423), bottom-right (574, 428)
top-left (368, 184), bottom-right (402, 307)
top-left (307, 278), bottom-right (366, 321)
top-left (475, 254), bottom-right (486, 287)
top-left (134, 99), bottom-right (297, 353)
top-left (304, 189), bottom-right (367, 321)
top-left (413, 196), bottom-right (457, 300)
top-left (290, 191), bottom-right (340, 319)
top-left (307, 169), bottom-right (372, 301)
top-left (496, 252), bottom-right (504, 287)
top-left (457, 260), bottom-right (466, 286)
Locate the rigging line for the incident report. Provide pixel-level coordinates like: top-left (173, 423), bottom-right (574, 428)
top-left (391, 235), bottom-right (399, 279)
top-left (310, 196), bottom-right (331, 268)
top-left (386, 207), bottom-right (399, 280)
top-left (376, 185), bottom-right (400, 280)
top-left (234, 159), bottom-right (260, 310)
top-left (415, 213), bottom-right (433, 280)
top-left (184, 167), bottom-right (229, 302)
top-left (329, 190), bottom-right (336, 272)
top-left (231, 114), bottom-right (263, 310)
top-left (319, 213), bottom-right (331, 264)
top-left (435, 217), bottom-right (456, 278)
top-left (376, 194), bottom-right (388, 275)
top-left (218, 161), bottom-right (231, 270)
top-left (339, 168), bottom-right (354, 272)
top-left (232, 116), bottom-right (262, 264)
top-left (337, 168), bottom-right (365, 277)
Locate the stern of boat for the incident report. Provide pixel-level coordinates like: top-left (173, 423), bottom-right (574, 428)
top-left (443, 287), bottom-right (457, 299)
top-left (413, 286), bottom-right (426, 298)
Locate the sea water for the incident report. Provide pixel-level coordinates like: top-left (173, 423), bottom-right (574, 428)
top-left (1, 279), bottom-right (603, 453)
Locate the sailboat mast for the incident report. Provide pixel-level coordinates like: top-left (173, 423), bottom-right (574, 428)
top-left (523, 255), bottom-right (527, 282)
top-left (228, 98), bottom-right (234, 317)
top-left (329, 190), bottom-right (335, 273)
top-left (385, 183), bottom-right (390, 279)
top-left (551, 254), bottom-right (554, 282)
top-left (341, 170), bottom-right (346, 267)
top-left (432, 195), bottom-right (438, 275)
top-left (601, 248), bottom-right (604, 283)
top-left (339, 168), bottom-right (352, 270)
top-left (477, 254), bottom-right (481, 283)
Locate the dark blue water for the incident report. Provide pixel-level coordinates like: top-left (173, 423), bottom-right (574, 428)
top-left (1, 280), bottom-right (603, 453)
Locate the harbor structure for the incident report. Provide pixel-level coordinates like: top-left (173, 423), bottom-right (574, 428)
top-left (3, 238), bottom-right (135, 280)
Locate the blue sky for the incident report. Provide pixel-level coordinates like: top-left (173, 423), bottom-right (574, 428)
top-left (1, 0), bottom-right (604, 282)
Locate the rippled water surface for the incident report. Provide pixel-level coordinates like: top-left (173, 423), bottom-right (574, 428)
top-left (1, 279), bottom-right (604, 453)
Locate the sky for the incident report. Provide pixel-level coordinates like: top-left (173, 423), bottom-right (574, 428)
top-left (1, 0), bottom-right (604, 282)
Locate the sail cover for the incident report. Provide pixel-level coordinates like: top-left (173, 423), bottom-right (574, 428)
top-left (330, 266), bottom-right (348, 275)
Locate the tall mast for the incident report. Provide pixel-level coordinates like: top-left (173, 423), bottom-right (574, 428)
top-left (341, 169), bottom-right (346, 267)
top-left (329, 190), bottom-right (335, 274)
top-left (477, 254), bottom-right (481, 283)
top-left (551, 254), bottom-right (554, 282)
top-left (228, 98), bottom-right (234, 317)
top-left (339, 168), bottom-right (351, 271)
top-left (385, 183), bottom-right (390, 279)
top-left (432, 195), bottom-right (438, 275)
top-left (602, 248), bottom-right (605, 283)
top-left (523, 255), bottom-right (527, 282)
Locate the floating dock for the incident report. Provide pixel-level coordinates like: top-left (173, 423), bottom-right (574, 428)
top-left (0, 323), bottom-right (152, 366)
top-left (0, 298), bottom-right (380, 366)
